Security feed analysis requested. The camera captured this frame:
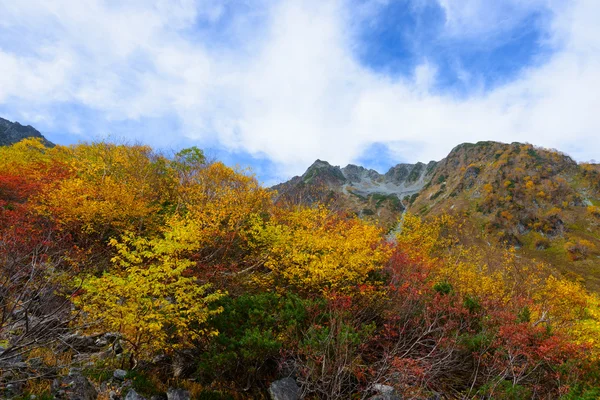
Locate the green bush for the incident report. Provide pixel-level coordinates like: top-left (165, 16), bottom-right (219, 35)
top-left (197, 293), bottom-right (314, 387)
top-left (433, 281), bottom-right (453, 295)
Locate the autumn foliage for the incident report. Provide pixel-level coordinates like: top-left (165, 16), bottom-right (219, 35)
top-left (2, 138), bottom-right (600, 399)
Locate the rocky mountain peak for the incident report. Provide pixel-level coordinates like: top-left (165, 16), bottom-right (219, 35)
top-left (302, 159), bottom-right (347, 185)
top-left (0, 117), bottom-right (53, 147)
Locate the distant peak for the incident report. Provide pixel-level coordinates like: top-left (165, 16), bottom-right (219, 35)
top-left (0, 116), bottom-right (54, 147)
top-left (310, 159), bottom-right (333, 168)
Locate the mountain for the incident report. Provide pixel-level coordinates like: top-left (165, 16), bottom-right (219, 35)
top-left (0, 117), bottom-right (53, 147)
top-left (275, 141), bottom-right (600, 290)
top-left (273, 158), bottom-right (437, 225)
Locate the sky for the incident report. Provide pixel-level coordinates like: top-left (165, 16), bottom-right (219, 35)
top-left (0, 0), bottom-right (599, 185)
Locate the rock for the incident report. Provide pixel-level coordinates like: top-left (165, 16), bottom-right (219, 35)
top-left (104, 332), bottom-right (121, 343)
top-left (59, 334), bottom-right (104, 353)
top-left (269, 377), bottom-right (300, 400)
top-left (113, 369), bottom-right (127, 380)
top-left (5, 382), bottom-right (24, 398)
top-left (369, 383), bottom-right (401, 400)
top-left (370, 395), bottom-right (402, 400)
top-left (125, 389), bottom-right (147, 400)
top-left (152, 354), bottom-right (168, 364)
top-left (171, 350), bottom-right (195, 378)
top-left (52, 372), bottom-right (98, 400)
top-left (0, 345), bottom-right (25, 366)
top-left (372, 384), bottom-right (395, 395)
top-left (113, 341), bottom-right (124, 355)
top-left (166, 388), bottom-right (190, 400)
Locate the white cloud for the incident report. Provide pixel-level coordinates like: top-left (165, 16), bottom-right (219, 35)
top-left (436, 0), bottom-right (549, 39)
top-left (0, 0), bottom-right (599, 180)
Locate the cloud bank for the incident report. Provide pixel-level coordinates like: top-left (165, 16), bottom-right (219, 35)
top-left (0, 0), bottom-right (599, 183)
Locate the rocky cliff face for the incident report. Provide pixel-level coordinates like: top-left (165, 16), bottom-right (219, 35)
top-left (274, 159), bottom-right (436, 202)
top-left (0, 117), bottom-right (53, 147)
top-left (272, 158), bottom-right (437, 229)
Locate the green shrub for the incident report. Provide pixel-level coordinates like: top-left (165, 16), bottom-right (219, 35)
top-left (197, 293), bottom-right (315, 387)
top-left (433, 281), bottom-right (453, 295)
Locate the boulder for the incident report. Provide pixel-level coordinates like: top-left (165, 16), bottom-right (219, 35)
top-left (58, 334), bottom-right (103, 353)
top-left (166, 388), bottom-right (190, 400)
top-left (269, 377), bottom-right (300, 400)
top-left (113, 369), bottom-right (127, 381)
top-left (369, 383), bottom-right (401, 400)
top-left (125, 389), bottom-right (147, 400)
top-left (171, 350), bottom-right (195, 378)
top-left (52, 371), bottom-right (98, 400)
top-left (4, 382), bottom-right (24, 398)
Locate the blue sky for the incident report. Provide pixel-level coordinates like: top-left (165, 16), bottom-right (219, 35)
top-left (0, 0), bottom-right (599, 185)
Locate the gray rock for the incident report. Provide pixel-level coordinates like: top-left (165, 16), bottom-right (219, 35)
top-left (104, 332), bottom-right (121, 343)
top-left (269, 377), bottom-right (300, 400)
top-left (113, 369), bottom-right (127, 380)
top-left (372, 384), bottom-right (395, 395)
top-left (171, 351), bottom-right (193, 378)
top-left (150, 395), bottom-right (167, 400)
top-left (125, 389), bottom-right (147, 400)
top-left (370, 395), bottom-right (402, 400)
top-left (5, 382), bottom-right (24, 397)
top-left (166, 388), bottom-right (190, 400)
top-left (369, 383), bottom-right (401, 400)
top-left (59, 334), bottom-right (103, 353)
top-left (0, 345), bottom-right (25, 366)
top-left (52, 372), bottom-right (98, 400)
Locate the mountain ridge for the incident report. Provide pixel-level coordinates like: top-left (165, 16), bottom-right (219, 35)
top-left (275, 140), bottom-right (600, 290)
top-left (0, 117), bottom-right (53, 147)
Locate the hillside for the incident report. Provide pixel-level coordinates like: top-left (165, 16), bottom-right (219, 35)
top-left (2, 134), bottom-right (600, 399)
top-left (276, 141), bottom-right (600, 290)
top-left (0, 117), bottom-right (53, 147)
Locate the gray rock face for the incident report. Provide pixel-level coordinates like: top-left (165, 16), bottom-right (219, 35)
top-left (0, 117), bottom-right (53, 147)
top-left (342, 164), bottom-right (381, 183)
top-left (339, 161), bottom-right (433, 199)
top-left (269, 377), bottom-right (300, 400)
top-left (166, 388), bottom-right (190, 400)
top-left (125, 389), bottom-right (147, 400)
top-left (302, 160), bottom-right (347, 185)
top-left (52, 372), bottom-right (98, 400)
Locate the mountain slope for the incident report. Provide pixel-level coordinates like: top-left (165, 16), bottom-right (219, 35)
top-left (0, 117), bottom-right (53, 147)
top-left (273, 159), bottom-right (436, 227)
top-left (275, 141), bottom-right (600, 290)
